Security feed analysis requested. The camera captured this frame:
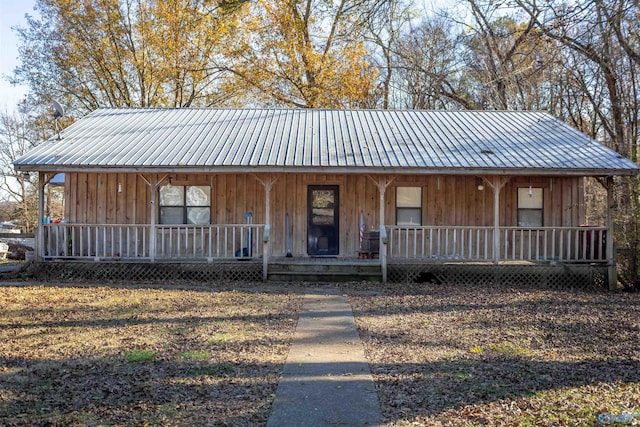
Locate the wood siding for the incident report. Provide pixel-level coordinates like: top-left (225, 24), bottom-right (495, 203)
top-left (63, 173), bottom-right (586, 257)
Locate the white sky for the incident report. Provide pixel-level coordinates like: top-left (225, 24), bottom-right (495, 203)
top-left (0, 0), bottom-right (36, 112)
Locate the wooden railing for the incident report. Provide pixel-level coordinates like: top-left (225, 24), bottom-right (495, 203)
top-left (42, 223), bottom-right (265, 261)
top-left (386, 226), bottom-right (607, 263)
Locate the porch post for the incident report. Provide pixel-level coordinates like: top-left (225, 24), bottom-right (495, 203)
top-left (484, 176), bottom-right (510, 264)
top-left (263, 178), bottom-right (274, 282)
top-left (36, 172), bottom-right (46, 261)
top-left (369, 175), bottom-right (395, 283)
top-left (254, 174), bottom-right (277, 281)
top-left (605, 176), bottom-right (617, 290)
top-left (149, 176), bottom-right (158, 262)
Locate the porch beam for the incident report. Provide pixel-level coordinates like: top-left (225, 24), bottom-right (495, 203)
top-left (368, 175), bottom-right (395, 283)
top-left (483, 176), bottom-right (510, 264)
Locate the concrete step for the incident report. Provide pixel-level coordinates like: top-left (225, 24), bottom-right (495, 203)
top-left (269, 263), bottom-right (380, 274)
top-left (268, 270), bottom-right (382, 283)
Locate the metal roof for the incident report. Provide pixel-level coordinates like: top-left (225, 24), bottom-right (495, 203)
top-left (14, 108), bottom-right (639, 176)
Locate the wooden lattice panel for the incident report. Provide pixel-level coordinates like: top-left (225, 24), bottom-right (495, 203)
top-left (388, 263), bottom-right (607, 290)
top-left (24, 261), bottom-right (262, 283)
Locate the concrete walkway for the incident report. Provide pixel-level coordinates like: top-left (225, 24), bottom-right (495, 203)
top-left (267, 291), bottom-right (383, 427)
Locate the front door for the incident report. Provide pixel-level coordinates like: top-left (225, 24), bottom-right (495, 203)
top-left (307, 185), bottom-right (339, 256)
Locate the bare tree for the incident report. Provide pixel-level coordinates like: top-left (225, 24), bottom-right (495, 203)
top-left (0, 105), bottom-right (45, 232)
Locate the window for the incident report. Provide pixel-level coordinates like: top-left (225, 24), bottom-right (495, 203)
top-left (517, 187), bottom-right (543, 227)
top-left (159, 185), bottom-right (211, 224)
top-left (396, 187), bottom-right (422, 226)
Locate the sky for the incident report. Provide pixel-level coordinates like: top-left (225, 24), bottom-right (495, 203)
top-left (0, 0), bottom-right (36, 112)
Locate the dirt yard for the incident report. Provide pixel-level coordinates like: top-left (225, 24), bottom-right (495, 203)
top-left (0, 280), bottom-right (638, 426)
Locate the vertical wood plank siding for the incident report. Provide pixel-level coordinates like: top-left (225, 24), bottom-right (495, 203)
top-left (64, 173), bottom-right (584, 257)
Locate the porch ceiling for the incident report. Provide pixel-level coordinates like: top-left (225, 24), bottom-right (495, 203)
top-left (14, 108), bottom-right (639, 176)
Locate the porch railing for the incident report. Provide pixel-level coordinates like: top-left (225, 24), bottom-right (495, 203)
top-left (42, 223), bottom-right (265, 261)
top-left (386, 226), bottom-right (607, 263)
top-left (41, 223), bottom-right (606, 264)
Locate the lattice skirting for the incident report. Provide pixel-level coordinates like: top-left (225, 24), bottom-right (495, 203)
top-left (23, 261), bottom-right (263, 283)
top-left (388, 263), bottom-right (608, 289)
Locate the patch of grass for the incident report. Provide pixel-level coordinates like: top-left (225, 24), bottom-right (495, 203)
top-left (124, 349), bottom-right (155, 362)
top-left (179, 350), bottom-right (210, 361)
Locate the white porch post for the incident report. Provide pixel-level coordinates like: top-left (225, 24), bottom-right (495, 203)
top-left (605, 176), bottom-right (617, 290)
top-left (36, 172), bottom-right (46, 261)
top-left (369, 175), bottom-right (395, 283)
top-left (484, 176), bottom-right (510, 264)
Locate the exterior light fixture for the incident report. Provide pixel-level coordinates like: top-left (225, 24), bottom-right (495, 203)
top-left (118, 182), bottom-right (122, 193)
top-left (21, 172), bottom-right (30, 181)
top-left (528, 185), bottom-right (533, 197)
top-left (167, 176), bottom-right (173, 187)
top-left (476, 177), bottom-right (484, 191)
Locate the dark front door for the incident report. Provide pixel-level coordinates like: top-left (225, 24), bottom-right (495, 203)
top-left (307, 185), bottom-right (339, 256)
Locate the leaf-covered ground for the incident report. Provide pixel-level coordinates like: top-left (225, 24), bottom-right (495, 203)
top-left (0, 283), bottom-right (303, 426)
top-left (346, 283), bottom-right (640, 426)
top-left (1, 281), bottom-right (639, 426)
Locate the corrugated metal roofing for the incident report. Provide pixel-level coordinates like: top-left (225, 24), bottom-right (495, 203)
top-left (14, 108), bottom-right (639, 175)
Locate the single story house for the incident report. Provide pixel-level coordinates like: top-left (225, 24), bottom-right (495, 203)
top-left (14, 108), bottom-right (639, 287)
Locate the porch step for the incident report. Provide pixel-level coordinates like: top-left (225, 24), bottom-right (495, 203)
top-left (268, 261), bottom-right (382, 283)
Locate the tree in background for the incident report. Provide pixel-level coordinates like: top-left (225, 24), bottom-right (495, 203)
top-left (394, 14), bottom-right (475, 109)
top-left (226, 0), bottom-right (381, 107)
top-left (0, 104), bottom-right (52, 232)
top-left (12, 0), bottom-right (246, 114)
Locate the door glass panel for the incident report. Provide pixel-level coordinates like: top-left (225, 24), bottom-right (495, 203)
top-left (311, 190), bottom-right (335, 225)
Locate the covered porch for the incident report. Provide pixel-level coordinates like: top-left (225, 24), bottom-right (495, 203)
top-left (33, 172), bottom-right (615, 287)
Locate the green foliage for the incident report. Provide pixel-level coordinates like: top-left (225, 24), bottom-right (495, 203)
top-left (124, 349), bottom-right (155, 363)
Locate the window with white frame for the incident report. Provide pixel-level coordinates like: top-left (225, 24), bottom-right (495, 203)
top-left (159, 185), bottom-right (211, 224)
top-left (517, 187), bottom-right (543, 227)
top-left (396, 187), bottom-right (422, 226)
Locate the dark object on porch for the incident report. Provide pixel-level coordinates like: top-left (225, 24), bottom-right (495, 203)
top-left (359, 231), bottom-right (379, 259)
top-left (235, 247), bottom-right (250, 258)
top-left (236, 211), bottom-right (253, 259)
